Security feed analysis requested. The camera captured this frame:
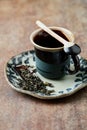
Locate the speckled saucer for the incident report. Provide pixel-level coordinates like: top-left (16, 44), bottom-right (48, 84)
top-left (5, 50), bottom-right (87, 99)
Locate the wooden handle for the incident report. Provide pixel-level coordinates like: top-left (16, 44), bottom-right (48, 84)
top-left (36, 20), bottom-right (74, 48)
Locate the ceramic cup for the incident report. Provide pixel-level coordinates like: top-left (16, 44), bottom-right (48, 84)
top-left (30, 27), bottom-right (80, 79)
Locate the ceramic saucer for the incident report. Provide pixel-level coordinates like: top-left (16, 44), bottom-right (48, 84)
top-left (5, 50), bottom-right (87, 99)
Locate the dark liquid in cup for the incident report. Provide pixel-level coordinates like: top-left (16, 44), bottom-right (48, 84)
top-left (34, 30), bottom-right (69, 48)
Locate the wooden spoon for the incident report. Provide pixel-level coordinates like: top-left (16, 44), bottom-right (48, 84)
top-left (36, 20), bottom-right (81, 55)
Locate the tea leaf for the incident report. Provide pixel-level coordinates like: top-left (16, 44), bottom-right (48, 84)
top-left (14, 65), bottom-right (55, 95)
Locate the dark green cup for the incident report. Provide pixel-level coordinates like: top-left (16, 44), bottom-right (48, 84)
top-left (30, 27), bottom-right (80, 79)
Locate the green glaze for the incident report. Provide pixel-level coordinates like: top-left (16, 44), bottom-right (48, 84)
top-left (35, 55), bottom-right (70, 79)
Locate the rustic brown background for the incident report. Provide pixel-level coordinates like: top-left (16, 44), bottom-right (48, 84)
top-left (0, 0), bottom-right (87, 130)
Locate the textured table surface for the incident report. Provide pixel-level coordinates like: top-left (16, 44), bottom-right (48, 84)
top-left (0, 0), bottom-right (87, 130)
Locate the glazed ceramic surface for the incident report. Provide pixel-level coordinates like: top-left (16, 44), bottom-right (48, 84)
top-left (5, 50), bottom-right (87, 99)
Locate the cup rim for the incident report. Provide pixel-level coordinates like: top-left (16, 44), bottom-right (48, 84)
top-left (30, 26), bottom-right (74, 52)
